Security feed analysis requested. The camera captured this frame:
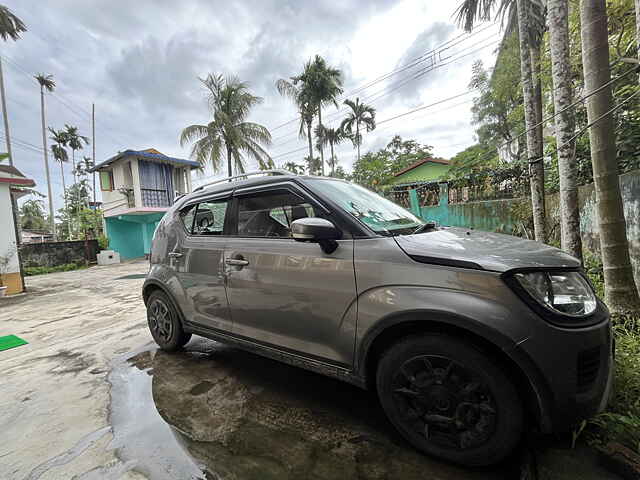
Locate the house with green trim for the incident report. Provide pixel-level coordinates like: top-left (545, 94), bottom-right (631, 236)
top-left (391, 157), bottom-right (450, 185)
top-left (91, 148), bottom-right (199, 259)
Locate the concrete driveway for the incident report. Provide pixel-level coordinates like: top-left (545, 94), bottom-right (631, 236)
top-left (0, 262), bottom-right (620, 479)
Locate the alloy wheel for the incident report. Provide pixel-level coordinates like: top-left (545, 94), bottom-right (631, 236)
top-left (148, 298), bottom-right (174, 343)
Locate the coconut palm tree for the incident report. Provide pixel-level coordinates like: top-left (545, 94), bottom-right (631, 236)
top-left (35, 73), bottom-right (56, 236)
top-left (315, 125), bottom-right (346, 176)
top-left (295, 56), bottom-right (343, 175)
top-left (580, 0), bottom-right (640, 313)
top-left (340, 98), bottom-right (376, 162)
top-left (49, 127), bottom-right (70, 238)
top-left (0, 5), bottom-right (26, 167)
top-left (455, 0), bottom-right (547, 243)
top-left (276, 77), bottom-right (316, 165)
top-left (181, 74), bottom-right (273, 178)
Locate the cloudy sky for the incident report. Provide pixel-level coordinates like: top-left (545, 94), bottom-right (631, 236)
top-left (3, 0), bottom-right (500, 211)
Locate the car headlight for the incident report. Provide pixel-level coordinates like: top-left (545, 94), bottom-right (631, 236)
top-left (514, 271), bottom-right (597, 317)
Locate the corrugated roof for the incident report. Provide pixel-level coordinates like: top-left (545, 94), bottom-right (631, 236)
top-left (0, 164), bottom-right (36, 187)
top-left (393, 157), bottom-right (449, 177)
top-left (90, 149), bottom-right (200, 172)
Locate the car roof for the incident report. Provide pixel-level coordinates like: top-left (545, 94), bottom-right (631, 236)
top-left (178, 174), bottom-right (347, 206)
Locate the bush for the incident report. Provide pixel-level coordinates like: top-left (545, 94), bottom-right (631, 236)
top-left (97, 235), bottom-right (109, 250)
top-left (24, 262), bottom-right (87, 276)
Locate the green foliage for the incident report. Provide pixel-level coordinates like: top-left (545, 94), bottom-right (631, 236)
top-left (24, 262), bottom-right (87, 276)
top-left (281, 162), bottom-right (306, 175)
top-left (20, 199), bottom-right (49, 232)
top-left (330, 165), bottom-right (351, 180)
top-left (351, 135), bottom-right (432, 190)
top-left (97, 234), bottom-right (109, 250)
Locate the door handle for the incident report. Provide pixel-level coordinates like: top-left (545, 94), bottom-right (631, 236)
top-left (225, 258), bottom-right (249, 267)
top-left (168, 251), bottom-right (183, 258)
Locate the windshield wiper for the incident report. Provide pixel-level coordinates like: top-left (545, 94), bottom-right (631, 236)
top-left (412, 221), bottom-right (437, 235)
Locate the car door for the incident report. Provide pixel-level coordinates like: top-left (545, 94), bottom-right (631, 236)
top-left (172, 194), bottom-right (233, 332)
top-left (224, 184), bottom-right (357, 367)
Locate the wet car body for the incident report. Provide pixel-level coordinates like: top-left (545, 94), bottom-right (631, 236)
top-left (143, 172), bottom-right (613, 465)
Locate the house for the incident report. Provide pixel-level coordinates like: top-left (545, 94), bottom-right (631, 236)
top-left (90, 148), bottom-right (199, 259)
top-left (21, 230), bottom-right (54, 244)
top-left (390, 157), bottom-right (450, 185)
top-left (0, 164), bottom-right (35, 295)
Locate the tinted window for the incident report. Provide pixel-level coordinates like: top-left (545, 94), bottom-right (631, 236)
top-left (180, 199), bottom-right (228, 235)
top-left (236, 191), bottom-right (316, 237)
top-left (194, 200), bottom-right (228, 235)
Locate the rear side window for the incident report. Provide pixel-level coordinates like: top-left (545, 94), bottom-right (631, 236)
top-left (236, 191), bottom-right (316, 238)
top-left (180, 199), bottom-right (228, 235)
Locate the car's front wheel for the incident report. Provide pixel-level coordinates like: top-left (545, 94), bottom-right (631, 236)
top-left (146, 290), bottom-right (191, 351)
top-left (376, 334), bottom-right (523, 466)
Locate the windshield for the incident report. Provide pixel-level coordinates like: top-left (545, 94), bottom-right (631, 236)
top-left (307, 179), bottom-right (425, 235)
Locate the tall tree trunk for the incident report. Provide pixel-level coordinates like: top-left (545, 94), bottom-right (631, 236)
top-left (581, 0), bottom-right (640, 313)
top-left (306, 121), bottom-right (313, 173)
top-left (330, 141), bottom-right (335, 176)
top-left (72, 149), bottom-right (78, 239)
top-left (40, 87), bottom-right (55, 239)
top-left (356, 122), bottom-right (361, 162)
top-left (60, 162), bottom-right (71, 239)
top-left (318, 106), bottom-right (325, 176)
top-left (226, 144), bottom-right (233, 180)
top-left (548, 0), bottom-right (582, 261)
top-left (516, 0), bottom-right (546, 243)
top-left (0, 57), bottom-right (12, 166)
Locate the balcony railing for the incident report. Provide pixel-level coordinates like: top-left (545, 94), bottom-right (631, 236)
top-left (142, 188), bottom-right (171, 207)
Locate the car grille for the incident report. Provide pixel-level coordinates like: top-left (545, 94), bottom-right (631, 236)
top-left (577, 346), bottom-right (601, 393)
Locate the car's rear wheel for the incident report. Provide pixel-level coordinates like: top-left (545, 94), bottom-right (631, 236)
top-left (376, 334), bottom-right (523, 466)
top-left (146, 290), bottom-right (191, 351)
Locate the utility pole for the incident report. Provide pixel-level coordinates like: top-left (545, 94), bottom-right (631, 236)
top-left (0, 57), bottom-right (13, 165)
top-left (92, 103), bottom-right (96, 205)
top-left (40, 83), bottom-right (55, 238)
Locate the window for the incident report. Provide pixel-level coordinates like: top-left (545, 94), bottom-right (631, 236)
top-left (307, 178), bottom-right (425, 236)
top-left (180, 199), bottom-right (228, 235)
top-left (100, 171), bottom-right (114, 191)
top-left (236, 191), bottom-right (316, 238)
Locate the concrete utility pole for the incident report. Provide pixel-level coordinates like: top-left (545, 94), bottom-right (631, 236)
top-left (0, 57), bottom-right (13, 165)
top-left (92, 103), bottom-right (96, 205)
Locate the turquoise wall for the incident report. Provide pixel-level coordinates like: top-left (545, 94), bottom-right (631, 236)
top-left (105, 213), bottom-right (164, 259)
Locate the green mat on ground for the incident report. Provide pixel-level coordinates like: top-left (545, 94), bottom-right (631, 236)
top-left (0, 335), bottom-right (28, 352)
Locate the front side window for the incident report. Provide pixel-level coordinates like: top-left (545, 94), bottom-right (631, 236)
top-left (100, 171), bottom-right (114, 191)
top-left (307, 178), bottom-right (425, 235)
top-left (180, 199), bottom-right (228, 235)
top-left (236, 191), bottom-right (316, 237)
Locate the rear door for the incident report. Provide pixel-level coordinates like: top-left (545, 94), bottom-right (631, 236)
top-left (224, 184), bottom-right (357, 366)
top-left (173, 194), bottom-right (233, 332)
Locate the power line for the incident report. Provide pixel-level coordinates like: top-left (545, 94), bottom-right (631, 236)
top-left (268, 24), bottom-right (497, 135)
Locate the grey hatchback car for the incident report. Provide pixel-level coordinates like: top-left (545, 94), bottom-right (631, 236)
top-left (143, 171), bottom-right (613, 466)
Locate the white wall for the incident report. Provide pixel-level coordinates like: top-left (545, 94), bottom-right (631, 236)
top-left (0, 184), bottom-right (20, 274)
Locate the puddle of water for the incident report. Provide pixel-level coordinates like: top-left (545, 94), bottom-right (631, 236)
top-left (109, 338), bottom-right (526, 480)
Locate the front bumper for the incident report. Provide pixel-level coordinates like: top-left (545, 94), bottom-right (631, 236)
top-left (515, 305), bottom-right (613, 433)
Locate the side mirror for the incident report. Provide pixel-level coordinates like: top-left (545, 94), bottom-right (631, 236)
top-left (291, 217), bottom-right (340, 253)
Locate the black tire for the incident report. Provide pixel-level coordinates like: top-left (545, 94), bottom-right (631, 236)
top-left (376, 334), bottom-right (523, 466)
top-left (146, 290), bottom-right (191, 351)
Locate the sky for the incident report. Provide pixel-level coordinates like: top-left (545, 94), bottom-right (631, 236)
top-left (2, 0), bottom-right (500, 212)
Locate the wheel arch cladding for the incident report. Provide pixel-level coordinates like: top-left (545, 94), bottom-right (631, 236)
top-left (360, 316), bottom-right (550, 432)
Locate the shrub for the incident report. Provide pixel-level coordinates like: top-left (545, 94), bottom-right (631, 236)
top-left (24, 262), bottom-right (87, 276)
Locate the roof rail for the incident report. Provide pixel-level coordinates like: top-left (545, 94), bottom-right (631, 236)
top-left (193, 169), bottom-right (294, 192)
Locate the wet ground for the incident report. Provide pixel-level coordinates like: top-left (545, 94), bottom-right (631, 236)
top-left (0, 261), bottom-right (622, 479)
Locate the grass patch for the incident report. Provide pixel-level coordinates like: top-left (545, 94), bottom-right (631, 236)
top-left (24, 262), bottom-right (87, 276)
top-left (583, 251), bottom-right (640, 454)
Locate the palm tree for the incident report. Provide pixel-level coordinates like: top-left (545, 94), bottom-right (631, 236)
top-left (65, 124), bottom-right (89, 238)
top-left (276, 77), bottom-right (316, 164)
top-left (35, 73), bottom-right (56, 237)
top-left (455, 0), bottom-right (547, 243)
top-left (181, 74), bottom-right (273, 178)
top-left (281, 161), bottom-right (305, 175)
top-left (340, 98), bottom-right (376, 162)
top-left (49, 127), bottom-right (70, 238)
top-left (295, 56), bottom-right (343, 175)
top-left (315, 125), bottom-right (346, 176)
top-left (580, 0), bottom-right (640, 313)
top-left (0, 5), bottom-right (26, 167)
top-left (547, 0), bottom-right (582, 261)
